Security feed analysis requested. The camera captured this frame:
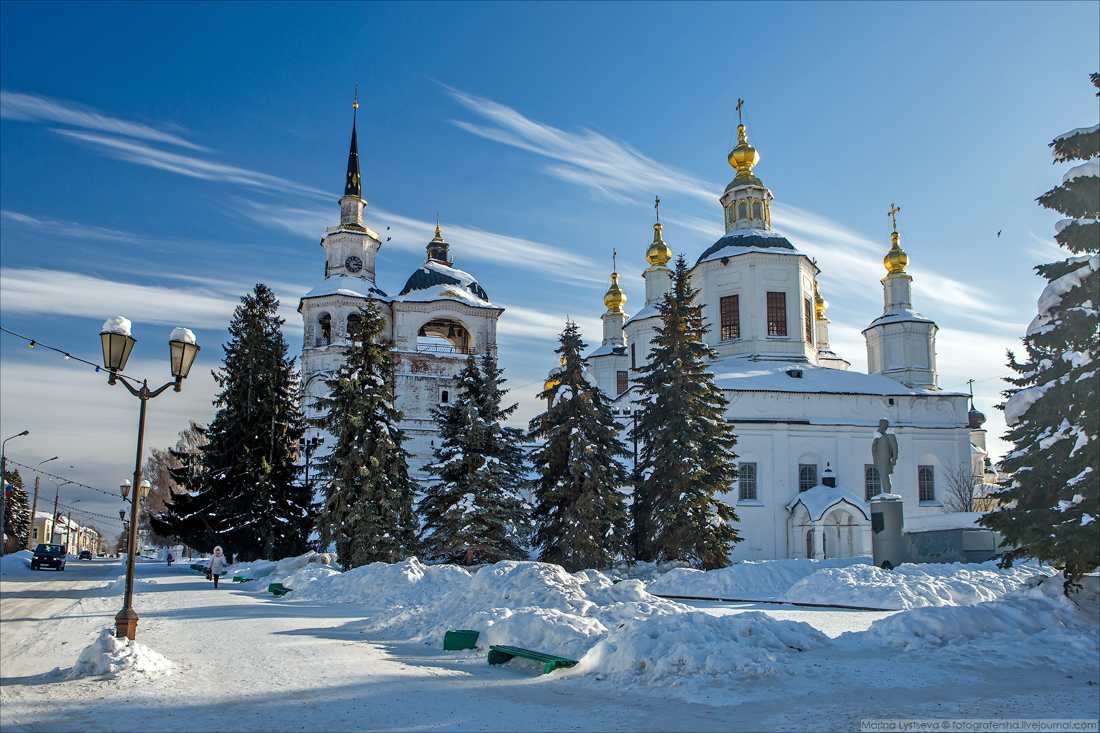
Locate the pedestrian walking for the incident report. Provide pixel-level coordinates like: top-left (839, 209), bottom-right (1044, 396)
top-left (166, 551), bottom-right (174, 567)
top-left (208, 546), bottom-right (227, 588)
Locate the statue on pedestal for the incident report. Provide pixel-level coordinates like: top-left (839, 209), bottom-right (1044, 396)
top-left (872, 418), bottom-right (899, 495)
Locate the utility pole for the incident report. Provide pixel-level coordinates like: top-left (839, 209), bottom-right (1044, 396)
top-left (26, 457), bottom-right (58, 550)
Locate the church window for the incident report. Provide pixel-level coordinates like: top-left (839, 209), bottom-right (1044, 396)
top-left (804, 298), bottom-right (814, 344)
top-left (347, 312), bottom-right (362, 341)
top-left (616, 370), bottom-right (628, 395)
top-left (766, 292), bottom-right (787, 336)
top-left (752, 200), bottom-right (762, 219)
top-left (631, 342), bottom-right (636, 370)
top-left (918, 466), bottom-right (936, 502)
top-left (720, 295), bottom-right (740, 340)
top-left (738, 200), bottom-right (748, 220)
top-left (317, 313), bottom-right (332, 347)
top-left (865, 465), bottom-right (882, 501)
top-left (799, 464), bottom-right (818, 492)
top-left (738, 462), bottom-right (757, 501)
top-left (440, 390), bottom-right (450, 404)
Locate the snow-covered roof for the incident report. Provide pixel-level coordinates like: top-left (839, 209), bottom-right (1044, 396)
top-left (586, 342), bottom-right (626, 359)
top-left (864, 307), bottom-right (935, 330)
top-left (301, 276), bottom-right (389, 302)
top-left (695, 229), bottom-right (798, 265)
top-left (786, 484), bottom-right (870, 521)
top-left (625, 302), bottom-right (660, 326)
top-left (395, 261), bottom-right (497, 309)
top-left (710, 356), bottom-right (951, 397)
top-left (905, 512), bottom-right (986, 533)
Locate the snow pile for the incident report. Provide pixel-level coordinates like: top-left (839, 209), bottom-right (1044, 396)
top-left (168, 327), bottom-right (196, 344)
top-left (105, 574), bottom-right (156, 592)
top-left (783, 561), bottom-right (1057, 610)
top-left (68, 629), bottom-right (173, 679)
top-left (264, 564), bottom-right (341, 593)
top-left (101, 316), bottom-right (132, 336)
top-left (363, 561), bottom-right (687, 661)
top-left (856, 574), bottom-right (1099, 669)
top-left (648, 557), bottom-right (870, 600)
top-left (575, 611), bottom-right (829, 681)
top-left (0, 550), bottom-right (34, 575)
top-left (280, 557), bottom-right (471, 608)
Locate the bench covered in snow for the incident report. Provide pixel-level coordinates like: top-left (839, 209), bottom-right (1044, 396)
top-left (487, 645), bottom-right (577, 675)
top-left (232, 576), bottom-right (252, 583)
top-left (267, 583), bottom-right (291, 596)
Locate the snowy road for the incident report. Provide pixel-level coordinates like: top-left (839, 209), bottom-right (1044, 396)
top-left (1, 557), bottom-right (1096, 732)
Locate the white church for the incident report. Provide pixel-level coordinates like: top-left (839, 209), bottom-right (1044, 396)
top-left (298, 108), bottom-right (502, 479)
top-left (567, 117), bottom-right (990, 562)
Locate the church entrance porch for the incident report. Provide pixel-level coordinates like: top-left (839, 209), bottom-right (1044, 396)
top-left (787, 485), bottom-right (871, 560)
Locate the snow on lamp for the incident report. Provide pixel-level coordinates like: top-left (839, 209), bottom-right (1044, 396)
top-left (100, 316), bottom-right (136, 384)
top-left (139, 479), bottom-right (151, 499)
top-left (120, 479), bottom-right (131, 500)
top-left (168, 327), bottom-right (200, 391)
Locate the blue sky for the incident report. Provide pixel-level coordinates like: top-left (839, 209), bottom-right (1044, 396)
top-left (2, 1), bottom-right (1097, 533)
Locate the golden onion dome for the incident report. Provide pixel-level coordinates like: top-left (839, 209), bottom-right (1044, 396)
top-left (813, 280), bottom-right (827, 319)
top-left (728, 124), bottom-right (760, 181)
top-left (884, 231), bottom-right (909, 275)
top-left (603, 271), bottom-right (626, 313)
top-left (646, 223), bottom-right (672, 268)
top-left (543, 367), bottom-right (562, 393)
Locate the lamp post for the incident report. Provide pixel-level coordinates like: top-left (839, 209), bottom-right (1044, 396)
top-left (64, 500), bottom-right (81, 553)
top-left (1, 430), bottom-right (29, 556)
top-left (48, 478), bottom-right (75, 545)
top-left (101, 317), bottom-right (200, 641)
top-left (26, 457), bottom-right (58, 551)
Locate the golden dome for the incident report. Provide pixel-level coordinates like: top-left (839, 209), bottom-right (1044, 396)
top-left (884, 231), bottom-right (909, 275)
top-left (603, 271), bottom-right (626, 313)
top-left (813, 280), bottom-right (827, 319)
top-left (728, 124), bottom-right (760, 180)
top-left (646, 223), bottom-right (672, 268)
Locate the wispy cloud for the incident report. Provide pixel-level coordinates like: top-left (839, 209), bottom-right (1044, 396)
top-left (1, 210), bottom-right (143, 245)
top-left (236, 199), bottom-right (608, 286)
top-left (446, 86), bottom-right (715, 204)
top-left (1, 89), bottom-right (209, 151)
top-left (0, 268), bottom-right (302, 331)
top-left (55, 129), bottom-right (329, 198)
top-left (495, 302), bottom-right (602, 344)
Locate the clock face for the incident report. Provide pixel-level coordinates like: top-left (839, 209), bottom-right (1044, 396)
top-left (345, 255), bottom-right (363, 273)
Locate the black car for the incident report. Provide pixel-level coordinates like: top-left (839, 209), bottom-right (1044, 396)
top-left (31, 543), bottom-right (66, 571)
top-left (79, 550), bottom-right (93, 560)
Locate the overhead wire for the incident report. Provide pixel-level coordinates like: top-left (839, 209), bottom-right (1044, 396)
top-left (0, 325), bottom-right (144, 382)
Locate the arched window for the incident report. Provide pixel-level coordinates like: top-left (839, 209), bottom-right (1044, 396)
top-left (317, 313), bottom-right (332, 347)
top-left (752, 200), bottom-right (762, 219)
top-left (346, 312), bottom-right (362, 340)
top-left (806, 529), bottom-right (814, 559)
top-left (440, 390), bottom-right (450, 404)
top-left (738, 200), bottom-right (748, 220)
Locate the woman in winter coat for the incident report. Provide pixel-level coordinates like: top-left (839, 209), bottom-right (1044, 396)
top-left (208, 546), bottom-right (227, 588)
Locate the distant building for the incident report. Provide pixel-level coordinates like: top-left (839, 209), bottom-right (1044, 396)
top-left (299, 106), bottom-right (502, 479)
top-left (563, 116), bottom-right (989, 562)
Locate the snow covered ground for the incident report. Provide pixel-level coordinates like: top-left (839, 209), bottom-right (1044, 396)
top-left (1, 550), bottom-right (1096, 731)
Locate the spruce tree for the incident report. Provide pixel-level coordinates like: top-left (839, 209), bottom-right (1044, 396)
top-left (3, 469), bottom-right (30, 551)
top-left (529, 322), bottom-right (631, 572)
top-left (981, 74), bottom-right (1099, 587)
top-left (154, 285), bottom-right (313, 561)
top-left (418, 353), bottom-right (530, 565)
top-left (632, 255), bottom-right (741, 569)
top-left (312, 299), bottom-right (417, 569)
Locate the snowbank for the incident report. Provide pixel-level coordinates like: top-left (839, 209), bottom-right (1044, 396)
top-left (575, 611), bottom-right (829, 681)
top-left (648, 557), bottom-right (870, 600)
top-left (0, 550), bottom-right (33, 575)
top-left (855, 574), bottom-right (1099, 671)
top-left (363, 561), bottom-right (688, 661)
top-left (68, 629), bottom-right (173, 679)
top-left (274, 557), bottom-right (471, 608)
top-left (783, 561), bottom-right (1058, 610)
top-left (105, 574), bottom-right (156, 592)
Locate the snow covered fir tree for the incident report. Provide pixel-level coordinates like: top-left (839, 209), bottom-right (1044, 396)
top-left (3, 468), bottom-right (30, 552)
top-left (530, 323), bottom-right (632, 572)
top-left (312, 299), bottom-right (418, 569)
top-left (632, 255), bottom-right (741, 569)
top-left (153, 284), bottom-right (313, 562)
top-left (418, 353), bottom-right (530, 565)
top-left (982, 74), bottom-right (1099, 586)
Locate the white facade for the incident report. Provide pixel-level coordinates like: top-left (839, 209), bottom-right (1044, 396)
top-left (582, 122), bottom-right (983, 561)
top-left (299, 119), bottom-right (502, 480)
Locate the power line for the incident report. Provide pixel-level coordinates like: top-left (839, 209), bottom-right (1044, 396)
top-left (4, 459), bottom-right (125, 500)
top-left (0, 325), bottom-right (143, 382)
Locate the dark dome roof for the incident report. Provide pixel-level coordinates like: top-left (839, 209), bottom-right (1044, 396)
top-left (399, 264), bottom-right (489, 301)
top-left (696, 232), bottom-right (796, 265)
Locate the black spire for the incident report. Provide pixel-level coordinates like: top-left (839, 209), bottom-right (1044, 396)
top-left (344, 115), bottom-right (361, 198)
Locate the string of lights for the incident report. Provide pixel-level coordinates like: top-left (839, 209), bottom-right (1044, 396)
top-left (0, 325), bottom-right (143, 382)
top-left (4, 459), bottom-right (127, 500)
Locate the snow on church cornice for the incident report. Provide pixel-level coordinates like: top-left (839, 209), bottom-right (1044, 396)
top-left (709, 356), bottom-right (962, 398)
top-left (395, 261), bottom-right (499, 309)
top-left (695, 229), bottom-right (798, 266)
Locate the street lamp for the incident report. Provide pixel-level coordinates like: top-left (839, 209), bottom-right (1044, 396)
top-left (26, 457), bottom-right (58, 551)
top-left (101, 318), bottom-right (199, 641)
top-left (48, 478), bottom-right (75, 545)
top-left (1, 429), bottom-right (29, 557)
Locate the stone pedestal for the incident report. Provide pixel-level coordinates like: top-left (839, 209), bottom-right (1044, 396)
top-left (869, 493), bottom-right (905, 569)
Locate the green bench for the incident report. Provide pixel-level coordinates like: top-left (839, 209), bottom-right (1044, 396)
top-left (487, 645), bottom-right (578, 675)
top-left (232, 576), bottom-right (252, 583)
top-left (443, 629), bottom-right (480, 650)
top-left (267, 583), bottom-right (292, 596)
